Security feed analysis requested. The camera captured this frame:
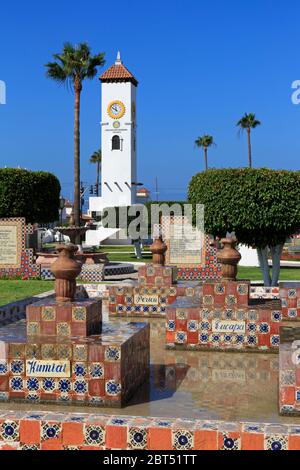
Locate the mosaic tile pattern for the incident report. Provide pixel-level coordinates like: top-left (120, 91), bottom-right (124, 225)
top-left (108, 266), bottom-right (201, 318)
top-left (0, 218), bottom-right (40, 279)
top-left (203, 281), bottom-right (250, 308)
top-left (26, 299), bottom-right (102, 337)
top-left (0, 320), bottom-right (150, 407)
top-left (176, 236), bottom-right (221, 281)
top-left (41, 265), bottom-right (105, 282)
top-left (138, 265), bottom-right (178, 287)
top-left (104, 264), bottom-right (134, 276)
top-left (279, 282), bottom-right (300, 321)
top-left (279, 326), bottom-right (300, 415)
top-left (0, 411), bottom-right (299, 449)
top-left (166, 295), bottom-right (282, 352)
top-left (250, 286), bottom-right (280, 300)
top-left (79, 264), bottom-right (105, 282)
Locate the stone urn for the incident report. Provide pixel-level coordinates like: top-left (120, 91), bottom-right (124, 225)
top-left (150, 236), bottom-right (167, 266)
top-left (51, 244), bottom-right (82, 302)
top-left (217, 237), bottom-right (241, 281)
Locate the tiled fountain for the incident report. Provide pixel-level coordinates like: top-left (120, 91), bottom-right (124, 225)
top-left (0, 238), bottom-right (300, 449)
top-left (0, 244), bottom-right (149, 407)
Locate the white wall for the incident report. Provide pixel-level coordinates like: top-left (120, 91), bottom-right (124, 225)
top-left (239, 244), bottom-right (259, 267)
top-left (89, 197), bottom-right (103, 214)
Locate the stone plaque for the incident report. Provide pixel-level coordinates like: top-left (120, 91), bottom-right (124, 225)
top-left (162, 216), bottom-right (206, 267)
top-left (212, 320), bottom-right (246, 334)
top-left (0, 219), bottom-right (23, 268)
top-left (26, 360), bottom-right (71, 377)
top-left (134, 294), bottom-right (159, 305)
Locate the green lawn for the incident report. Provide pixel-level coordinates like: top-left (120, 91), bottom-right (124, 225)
top-left (107, 252), bottom-right (152, 263)
top-left (107, 252), bottom-right (300, 281)
top-left (100, 245), bottom-right (150, 252)
top-left (237, 266), bottom-right (300, 281)
top-left (0, 280), bottom-right (54, 307)
top-left (0, 266), bottom-right (299, 307)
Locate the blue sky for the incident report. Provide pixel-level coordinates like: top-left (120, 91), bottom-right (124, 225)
top-left (0, 0), bottom-right (299, 202)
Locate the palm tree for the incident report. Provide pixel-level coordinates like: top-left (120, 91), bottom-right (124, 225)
top-left (90, 148), bottom-right (102, 196)
top-left (45, 42), bottom-right (105, 236)
top-left (194, 135), bottom-right (215, 171)
top-left (237, 113), bottom-right (261, 168)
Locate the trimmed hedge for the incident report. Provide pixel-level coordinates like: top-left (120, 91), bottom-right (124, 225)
top-left (188, 168), bottom-right (300, 248)
top-left (0, 168), bottom-right (61, 223)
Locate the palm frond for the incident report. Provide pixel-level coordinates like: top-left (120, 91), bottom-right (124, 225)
top-left (45, 42), bottom-right (105, 87)
top-left (194, 134), bottom-right (215, 148)
top-left (237, 113), bottom-right (261, 130)
top-left (90, 149), bottom-right (102, 164)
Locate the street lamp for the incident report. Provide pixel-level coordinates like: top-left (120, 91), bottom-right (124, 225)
top-left (59, 196), bottom-right (65, 242)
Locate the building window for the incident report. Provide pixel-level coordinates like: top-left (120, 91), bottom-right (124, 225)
top-left (112, 135), bottom-right (122, 150)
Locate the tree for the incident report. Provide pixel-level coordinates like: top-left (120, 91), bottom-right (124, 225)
top-left (45, 42), bottom-right (105, 239)
top-left (0, 168), bottom-right (61, 223)
top-left (194, 135), bottom-right (215, 171)
top-left (90, 148), bottom-right (102, 196)
top-left (188, 168), bottom-right (300, 286)
top-left (237, 113), bottom-right (261, 168)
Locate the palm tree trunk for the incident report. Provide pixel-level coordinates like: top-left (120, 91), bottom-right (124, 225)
top-left (73, 80), bottom-right (82, 242)
top-left (96, 161), bottom-right (100, 196)
top-left (247, 128), bottom-right (252, 168)
top-left (204, 147), bottom-right (208, 171)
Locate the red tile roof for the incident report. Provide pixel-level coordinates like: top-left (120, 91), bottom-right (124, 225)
top-left (137, 188), bottom-right (149, 194)
top-left (100, 63), bottom-right (138, 86)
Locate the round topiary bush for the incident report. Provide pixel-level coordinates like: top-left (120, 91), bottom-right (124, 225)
top-left (188, 168), bottom-right (300, 285)
top-left (0, 168), bottom-right (61, 223)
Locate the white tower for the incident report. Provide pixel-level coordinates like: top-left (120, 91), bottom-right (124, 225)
top-left (99, 52), bottom-right (138, 210)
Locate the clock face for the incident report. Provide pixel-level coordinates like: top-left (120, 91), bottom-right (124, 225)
top-left (107, 100), bottom-right (125, 119)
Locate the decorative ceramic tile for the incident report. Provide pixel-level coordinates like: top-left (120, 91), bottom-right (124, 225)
top-left (105, 380), bottom-right (121, 397)
top-left (42, 307), bottom-right (56, 321)
top-left (264, 434), bottom-right (288, 451)
top-left (84, 425), bottom-right (105, 445)
top-left (27, 322), bottom-right (40, 336)
top-left (73, 363), bottom-right (87, 377)
top-left (58, 379), bottom-right (71, 393)
top-left (89, 363), bottom-right (104, 378)
top-left (26, 378), bottom-right (40, 391)
top-left (105, 347), bottom-right (121, 362)
top-left (57, 344), bottom-right (72, 359)
top-left (10, 360), bottom-right (24, 375)
top-left (220, 434), bottom-right (241, 450)
top-left (42, 378), bottom-right (56, 392)
top-left (73, 380), bottom-right (88, 394)
top-left (73, 345), bottom-right (88, 362)
top-left (41, 422), bottom-right (61, 441)
top-left (128, 427), bottom-right (147, 449)
top-left (41, 344), bottom-right (56, 359)
top-left (0, 362), bottom-right (8, 375)
top-left (214, 284), bottom-right (225, 295)
top-left (0, 420), bottom-right (19, 441)
top-left (10, 377), bottom-right (23, 391)
top-left (72, 307), bottom-right (86, 322)
top-left (57, 322), bottom-right (71, 336)
top-left (172, 429), bottom-right (194, 450)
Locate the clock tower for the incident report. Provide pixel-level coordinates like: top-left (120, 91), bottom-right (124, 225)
top-left (99, 52), bottom-right (138, 209)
